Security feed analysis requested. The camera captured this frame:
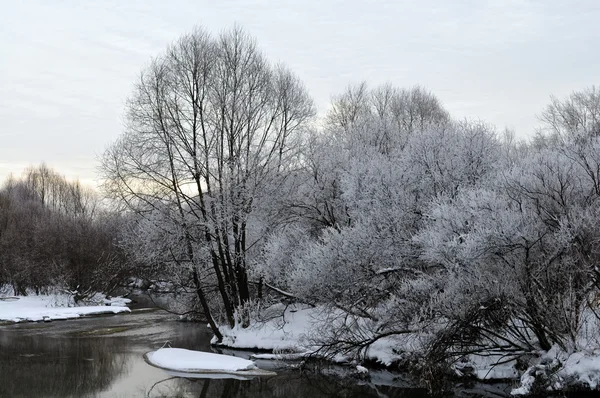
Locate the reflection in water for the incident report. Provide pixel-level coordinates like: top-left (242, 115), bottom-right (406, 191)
top-left (0, 332), bottom-right (128, 397)
top-left (146, 372), bottom-right (430, 398)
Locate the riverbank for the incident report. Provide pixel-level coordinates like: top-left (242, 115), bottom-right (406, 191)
top-left (211, 304), bottom-right (600, 396)
top-left (0, 292), bottom-right (130, 323)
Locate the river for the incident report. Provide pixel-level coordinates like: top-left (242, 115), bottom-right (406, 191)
top-left (0, 304), bottom-right (512, 397)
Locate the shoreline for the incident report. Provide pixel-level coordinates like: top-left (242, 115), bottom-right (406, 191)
top-left (0, 293), bottom-right (132, 324)
top-left (207, 304), bottom-right (600, 396)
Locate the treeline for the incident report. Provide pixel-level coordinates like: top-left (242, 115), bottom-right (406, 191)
top-left (0, 165), bottom-right (128, 297)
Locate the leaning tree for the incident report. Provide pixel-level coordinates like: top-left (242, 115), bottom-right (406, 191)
top-left (101, 26), bottom-right (314, 339)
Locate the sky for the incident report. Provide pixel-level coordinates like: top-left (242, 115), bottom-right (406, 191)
top-left (1, 0), bottom-right (599, 187)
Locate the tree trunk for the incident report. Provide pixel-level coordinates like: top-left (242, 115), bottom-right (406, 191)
top-left (192, 268), bottom-right (223, 342)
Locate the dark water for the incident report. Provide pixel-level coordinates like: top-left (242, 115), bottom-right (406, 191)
top-left (0, 305), bottom-right (511, 398)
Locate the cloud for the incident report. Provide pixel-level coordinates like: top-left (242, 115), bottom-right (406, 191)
top-left (1, 0), bottom-right (599, 184)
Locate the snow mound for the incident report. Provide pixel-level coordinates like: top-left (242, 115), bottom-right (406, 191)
top-left (146, 348), bottom-right (258, 373)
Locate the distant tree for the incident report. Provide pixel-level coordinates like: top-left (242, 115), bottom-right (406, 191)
top-left (327, 83), bottom-right (450, 153)
top-left (539, 86), bottom-right (600, 141)
top-left (0, 179), bottom-right (45, 295)
top-left (0, 165), bottom-right (127, 297)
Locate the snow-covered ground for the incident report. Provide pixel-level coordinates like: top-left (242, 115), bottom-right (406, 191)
top-left (214, 305), bottom-right (512, 377)
top-left (509, 311), bottom-right (600, 395)
top-left (0, 292), bottom-right (131, 323)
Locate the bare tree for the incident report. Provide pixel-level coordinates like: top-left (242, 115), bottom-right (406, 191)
top-left (0, 165), bottom-right (124, 297)
top-left (101, 26), bottom-right (314, 338)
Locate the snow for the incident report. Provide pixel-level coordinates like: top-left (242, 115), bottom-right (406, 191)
top-left (212, 304), bottom-right (314, 352)
top-left (511, 378), bottom-right (533, 396)
top-left (0, 293), bottom-right (130, 323)
top-left (510, 314), bottom-right (600, 394)
top-left (365, 335), bottom-right (413, 366)
top-left (213, 303), bottom-right (600, 393)
top-left (511, 346), bottom-right (600, 395)
top-left (213, 304), bottom-right (368, 366)
top-left (101, 296), bottom-right (132, 307)
top-left (214, 304), bottom-right (410, 366)
top-left (213, 304), bottom-right (524, 383)
top-left (474, 364), bottom-right (519, 380)
top-left (251, 352), bottom-right (311, 361)
top-left (145, 348), bottom-right (258, 373)
top-left (561, 351), bottom-right (600, 389)
top-left (356, 365), bottom-right (369, 374)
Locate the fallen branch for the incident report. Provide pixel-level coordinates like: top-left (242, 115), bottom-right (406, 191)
top-left (250, 280), bottom-right (315, 307)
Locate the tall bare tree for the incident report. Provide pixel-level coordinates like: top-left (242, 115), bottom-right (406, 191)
top-left (101, 26), bottom-right (314, 338)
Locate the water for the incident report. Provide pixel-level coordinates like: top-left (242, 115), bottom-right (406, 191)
top-left (0, 304), bottom-right (512, 397)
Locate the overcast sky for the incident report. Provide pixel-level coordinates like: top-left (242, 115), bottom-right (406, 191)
top-left (1, 0), bottom-right (599, 186)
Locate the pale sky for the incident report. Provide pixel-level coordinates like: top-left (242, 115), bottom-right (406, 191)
top-left (1, 0), bottom-right (599, 186)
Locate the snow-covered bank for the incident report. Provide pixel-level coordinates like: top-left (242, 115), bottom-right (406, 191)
top-left (211, 305), bottom-right (518, 379)
top-left (212, 304), bottom-right (314, 352)
top-left (0, 293), bottom-right (131, 323)
top-left (211, 304), bottom-right (407, 366)
top-left (210, 304), bottom-right (600, 395)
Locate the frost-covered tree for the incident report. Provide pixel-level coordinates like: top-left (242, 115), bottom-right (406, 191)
top-left (539, 86), bottom-right (600, 140)
top-left (327, 83), bottom-right (450, 154)
top-left (260, 80), bottom-right (501, 357)
top-left (416, 135), bottom-right (600, 366)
